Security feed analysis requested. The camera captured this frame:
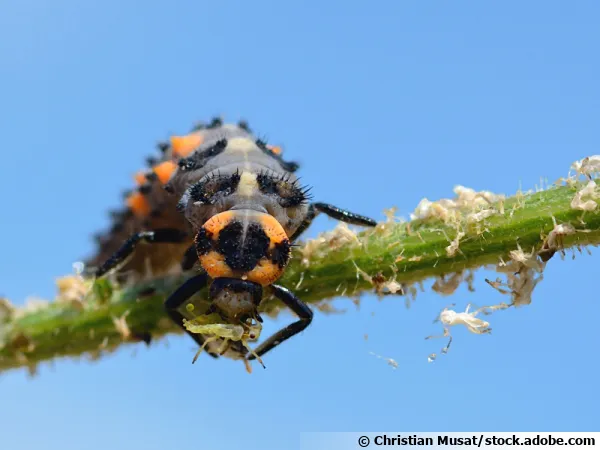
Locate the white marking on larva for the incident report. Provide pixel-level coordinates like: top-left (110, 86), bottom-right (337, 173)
top-left (238, 171), bottom-right (259, 197)
top-left (227, 137), bottom-right (257, 154)
top-left (226, 137), bottom-right (257, 173)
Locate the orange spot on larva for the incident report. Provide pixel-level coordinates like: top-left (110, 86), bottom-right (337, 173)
top-left (126, 192), bottom-right (151, 217)
top-left (247, 259), bottom-right (283, 286)
top-left (152, 160), bottom-right (176, 184)
top-left (134, 171), bottom-right (147, 185)
top-left (201, 211), bottom-right (236, 237)
top-left (199, 251), bottom-right (235, 279)
top-left (267, 145), bottom-right (282, 155)
top-left (259, 214), bottom-right (288, 247)
top-left (170, 134), bottom-right (204, 157)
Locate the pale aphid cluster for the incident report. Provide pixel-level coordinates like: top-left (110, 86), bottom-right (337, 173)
top-left (571, 155), bottom-right (600, 179)
top-left (569, 156), bottom-right (600, 214)
top-left (300, 222), bottom-right (362, 267)
top-left (351, 261), bottom-right (410, 298)
top-left (431, 270), bottom-right (475, 297)
top-left (409, 185), bottom-right (505, 260)
top-left (374, 206), bottom-right (405, 236)
top-left (492, 257), bottom-right (544, 307)
top-left (55, 261), bottom-right (90, 310)
top-left (410, 185), bottom-right (505, 224)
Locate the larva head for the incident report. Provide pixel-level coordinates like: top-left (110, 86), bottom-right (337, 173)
top-left (195, 210), bottom-right (292, 286)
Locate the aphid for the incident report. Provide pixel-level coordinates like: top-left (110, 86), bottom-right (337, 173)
top-left (88, 118), bottom-right (377, 366)
top-left (183, 311), bottom-right (264, 372)
top-left (425, 303), bottom-right (493, 358)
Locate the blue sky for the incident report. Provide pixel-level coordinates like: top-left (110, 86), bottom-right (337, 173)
top-left (1, 1), bottom-right (599, 448)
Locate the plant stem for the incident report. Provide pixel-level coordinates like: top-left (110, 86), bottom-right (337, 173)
top-left (1, 180), bottom-right (598, 374)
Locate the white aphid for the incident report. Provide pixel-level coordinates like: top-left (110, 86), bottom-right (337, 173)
top-left (438, 304), bottom-right (491, 334)
top-left (571, 180), bottom-right (598, 211)
top-left (425, 303), bottom-right (493, 360)
top-left (571, 156), bottom-right (600, 179)
top-left (410, 185), bottom-right (504, 223)
top-left (509, 244), bottom-right (543, 270)
top-left (446, 231), bottom-right (465, 257)
top-left (546, 219), bottom-right (576, 250)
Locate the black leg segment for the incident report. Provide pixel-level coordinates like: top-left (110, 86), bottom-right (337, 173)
top-left (163, 272), bottom-right (219, 359)
top-left (247, 284), bottom-right (313, 359)
top-left (290, 202), bottom-right (377, 241)
top-left (94, 228), bottom-right (189, 277)
top-left (180, 244), bottom-right (198, 271)
top-left (313, 202), bottom-right (377, 227)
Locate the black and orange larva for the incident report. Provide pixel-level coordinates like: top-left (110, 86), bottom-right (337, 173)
top-left (87, 118), bottom-right (377, 366)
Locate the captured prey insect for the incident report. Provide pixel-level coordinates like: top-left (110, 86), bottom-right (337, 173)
top-left (88, 118), bottom-right (377, 369)
top-left (182, 304), bottom-right (264, 373)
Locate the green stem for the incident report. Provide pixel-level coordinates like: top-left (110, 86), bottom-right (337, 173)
top-left (1, 180), bottom-right (597, 374)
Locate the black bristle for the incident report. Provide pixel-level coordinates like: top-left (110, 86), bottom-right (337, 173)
top-left (139, 183), bottom-right (152, 195)
top-left (238, 120), bottom-right (251, 132)
top-left (208, 117), bottom-right (223, 129)
top-left (191, 121), bottom-right (206, 131)
top-left (255, 139), bottom-right (300, 173)
top-left (145, 171), bottom-right (158, 182)
top-left (256, 170), bottom-right (309, 207)
top-left (109, 209), bottom-right (133, 221)
top-left (157, 141), bottom-right (169, 153)
top-left (271, 239), bottom-right (292, 268)
top-left (109, 209), bottom-right (123, 220)
top-left (178, 138), bottom-right (228, 172)
top-left (214, 138), bottom-right (227, 150)
top-left (110, 222), bottom-right (124, 234)
top-left (189, 170), bottom-right (241, 205)
top-left (178, 157), bottom-right (196, 171)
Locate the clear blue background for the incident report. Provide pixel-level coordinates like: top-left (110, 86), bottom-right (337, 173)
top-left (1, 1), bottom-right (599, 449)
